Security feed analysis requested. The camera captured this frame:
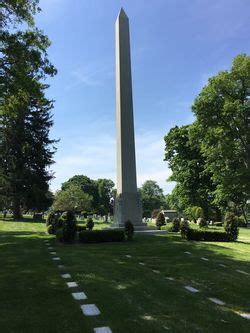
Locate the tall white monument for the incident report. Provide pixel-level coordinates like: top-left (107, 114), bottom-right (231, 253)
top-left (113, 8), bottom-right (144, 228)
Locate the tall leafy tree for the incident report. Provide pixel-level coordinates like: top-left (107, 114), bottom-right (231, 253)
top-left (139, 180), bottom-right (165, 217)
top-left (0, 1), bottom-right (57, 217)
top-left (52, 184), bottom-right (92, 213)
top-left (164, 125), bottom-right (217, 219)
top-left (192, 54), bottom-right (250, 219)
top-left (61, 175), bottom-right (115, 214)
top-left (96, 178), bottom-right (115, 215)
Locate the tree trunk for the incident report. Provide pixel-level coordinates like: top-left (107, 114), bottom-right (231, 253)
top-left (13, 198), bottom-right (22, 220)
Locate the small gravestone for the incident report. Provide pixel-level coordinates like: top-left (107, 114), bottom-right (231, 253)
top-left (72, 292), bottom-right (87, 300)
top-left (208, 297), bottom-right (225, 305)
top-left (67, 282), bottom-right (78, 288)
top-left (94, 327), bottom-right (112, 333)
top-left (61, 273), bottom-right (71, 279)
top-left (80, 304), bottom-right (100, 316)
top-left (152, 270), bottom-right (160, 274)
top-left (184, 286), bottom-right (199, 293)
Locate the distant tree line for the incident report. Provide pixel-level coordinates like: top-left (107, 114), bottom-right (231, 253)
top-left (164, 54), bottom-right (250, 222)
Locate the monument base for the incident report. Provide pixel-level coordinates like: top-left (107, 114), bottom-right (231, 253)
top-left (114, 192), bottom-right (144, 226)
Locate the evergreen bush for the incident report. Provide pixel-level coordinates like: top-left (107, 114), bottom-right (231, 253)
top-left (156, 212), bottom-right (165, 230)
top-left (171, 218), bottom-right (180, 232)
top-left (224, 212), bottom-right (239, 241)
top-left (180, 219), bottom-right (189, 239)
top-left (57, 211), bottom-right (77, 243)
top-left (86, 218), bottom-right (94, 230)
top-left (124, 220), bottom-right (134, 240)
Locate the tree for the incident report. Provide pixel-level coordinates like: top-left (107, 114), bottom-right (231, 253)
top-left (0, 1), bottom-right (57, 218)
top-left (62, 175), bottom-right (98, 211)
top-left (164, 125), bottom-right (216, 218)
top-left (192, 54), bottom-right (250, 220)
top-left (61, 175), bottom-right (115, 215)
top-left (96, 178), bottom-right (115, 215)
top-left (52, 184), bottom-right (92, 212)
top-left (0, 0), bottom-right (40, 28)
top-left (139, 180), bottom-right (165, 217)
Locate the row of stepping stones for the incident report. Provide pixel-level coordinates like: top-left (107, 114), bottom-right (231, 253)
top-left (44, 239), bottom-right (112, 333)
top-left (124, 253), bottom-right (250, 320)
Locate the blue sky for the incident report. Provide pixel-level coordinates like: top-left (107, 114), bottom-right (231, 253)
top-left (36, 0), bottom-right (250, 193)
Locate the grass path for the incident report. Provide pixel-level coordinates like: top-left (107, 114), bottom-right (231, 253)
top-left (0, 220), bottom-right (249, 332)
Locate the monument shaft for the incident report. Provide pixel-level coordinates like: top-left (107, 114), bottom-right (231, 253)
top-left (114, 9), bottom-right (143, 226)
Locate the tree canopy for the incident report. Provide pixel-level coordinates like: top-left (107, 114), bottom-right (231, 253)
top-left (139, 180), bottom-right (165, 217)
top-left (164, 54), bottom-right (250, 221)
top-left (0, 0), bottom-right (57, 217)
top-left (61, 175), bottom-right (114, 215)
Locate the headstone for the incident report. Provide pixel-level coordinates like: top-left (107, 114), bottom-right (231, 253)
top-left (67, 282), bottom-right (78, 288)
top-left (72, 292), bottom-right (87, 300)
top-left (184, 286), bottom-right (199, 293)
top-left (80, 304), bottom-right (100, 316)
top-left (94, 327), bottom-right (112, 333)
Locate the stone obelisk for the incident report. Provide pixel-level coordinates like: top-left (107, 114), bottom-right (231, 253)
top-left (113, 8), bottom-right (144, 228)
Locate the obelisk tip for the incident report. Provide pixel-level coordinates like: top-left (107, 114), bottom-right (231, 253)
top-left (118, 8), bottom-right (128, 19)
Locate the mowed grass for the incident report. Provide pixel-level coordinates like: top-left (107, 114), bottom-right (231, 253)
top-left (0, 219), bottom-right (249, 332)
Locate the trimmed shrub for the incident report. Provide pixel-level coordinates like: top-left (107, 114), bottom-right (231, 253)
top-left (86, 218), bottom-right (94, 230)
top-left (180, 219), bottom-right (189, 239)
top-left (224, 212), bottom-right (239, 241)
top-left (79, 230), bottom-right (125, 243)
top-left (124, 220), bottom-right (134, 240)
top-left (186, 229), bottom-right (229, 242)
top-left (198, 217), bottom-right (207, 228)
top-left (156, 212), bottom-right (165, 230)
top-left (57, 211), bottom-right (77, 243)
top-left (171, 218), bottom-right (180, 232)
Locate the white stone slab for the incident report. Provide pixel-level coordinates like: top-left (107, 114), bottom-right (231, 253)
top-left (50, 252), bottom-right (57, 255)
top-left (72, 292), bottom-right (87, 300)
top-left (184, 285), bottom-right (199, 293)
top-left (208, 297), bottom-right (225, 305)
top-left (201, 257), bottom-right (209, 261)
top-left (52, 257), bottom-right (61, 261)
top-left (152, 270), bottom-right (160, 274)
top-left (219, 264), bottom-right (226, 267)
top-left (236, 269), bottom-right (249, 275)
top-left (238, 312), bottom-right (250, 320)
top-left (80, 304), bottom-right (100, 316)
top-left (184, 251), bottom-right (191, 254)
top-left (61, 273), bottom-right (71, 279)
top-left (125, 255), bottom-right (132, 258)
top-left (67, 281), bottom-right (78, 288)
top-left (48, 247), bottom-right (54, 250)
top-left (58, 265), bottom-right (65, 269)
top-left (94, 327), bottom-right (112, 333)
top-left (165, 277), bottom-right (174, 281)
top-left (139, 262), bottom-right (145, 266)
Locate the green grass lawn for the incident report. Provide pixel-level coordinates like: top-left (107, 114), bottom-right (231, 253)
top-left (0, 219), bottom-right (249, 332)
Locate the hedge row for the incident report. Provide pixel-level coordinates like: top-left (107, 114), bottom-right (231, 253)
top-left (78, 230), bottom-right (125, 243)
top-left (186, 229), bottom-right (230, 242)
